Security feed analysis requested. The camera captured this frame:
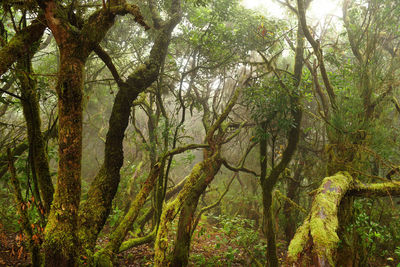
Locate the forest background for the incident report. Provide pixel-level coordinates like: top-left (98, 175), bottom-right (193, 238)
top-left (0, 0), bottom-right (400, 266)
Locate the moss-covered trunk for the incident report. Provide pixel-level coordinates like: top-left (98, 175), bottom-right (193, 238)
top-left (171, 157), bottom-right (222, 266)
top-left (78, 85), bottom-right (134, 252)
top-left (43, 54), bottom-right (84, 266)
top-left (171, 200), bottom-right (197, 267)
top-left (79, 7), bottom-right (182, 253)
top-left (154, 154), bottom-right (219, 266)
top-left (17, 56), bottom-right (54, 215)
top-left (287, 172), bottom-right (354, 266)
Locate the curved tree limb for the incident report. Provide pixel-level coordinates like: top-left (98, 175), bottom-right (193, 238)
top-left (288, 172), bottom-right (400, 266)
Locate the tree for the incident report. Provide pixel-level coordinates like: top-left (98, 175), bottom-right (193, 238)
top-left (287, 0), bottom-right (400, 265)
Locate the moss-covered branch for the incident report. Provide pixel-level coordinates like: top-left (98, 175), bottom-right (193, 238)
top-left (119, 228), bottom-right (156, 253)
top-left (274, 189), bottom-right (306, 214)
top-left (288, 172), bottom-right (400, 266)
top-left (0, 16), bottom-right (46, 77)
top-left (221, 158), bottom-right (259, 176)
top-left (348, 181), bottom-right (400, 197)
top-left (287, 172), bottom-right (353, 266)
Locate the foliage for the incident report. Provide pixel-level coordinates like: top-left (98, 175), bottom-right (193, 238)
top-left (244, 76), bottom-right (298, 142)
top-left (1, 0), bottom-right (400, 266)
top-left (346, 199), bottom-right (400, 264)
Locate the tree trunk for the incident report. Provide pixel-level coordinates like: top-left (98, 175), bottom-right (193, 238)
top-left (17, 55), bottom-right (54, 215)
top-left (79, 9), bottom-right (182, 253)
top-left (171, 158), bottom-right (222, 266)
top-left (171, 200), bottom-right (197, 267)
top-left (154, 154), bottom-right (220, 266)
top-left (336, 196), bottom-right (356, 267)
top-left (78, 85), bottom-right (134, 252)
top-left (283, 164), bottom-right (302, 242)
top-left (43, 56), bottom-right (84, 266)
top-left (259, 101), bottom-right (302, 267)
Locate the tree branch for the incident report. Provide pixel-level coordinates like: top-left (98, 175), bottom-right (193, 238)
top-left (297, 0), bottom-right (337, 110)
top-left (0, 16), bottom-right (46, 77)
top-left (94, 44), bottom-right (124, 86)
top-left (221, 158), bottom-right (259, 176)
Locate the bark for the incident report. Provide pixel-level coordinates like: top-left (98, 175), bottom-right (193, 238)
top-left (78, 1), bottom-right (182, 254)
top-left (287, 173), bottom-right (400, 266)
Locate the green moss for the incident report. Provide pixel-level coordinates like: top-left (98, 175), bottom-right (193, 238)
top-left (154, 160), bottom-right (208, 266)
top-left (309, 172), bottom-right (351, 264)
top-left (287, 217), bottom-right (310, 261)
top-left (288, 172), bottom-right (353, 265)
top-left (93, 249), bottom-right (113, 267)
top-left (0, 19), bottom-right (45, 75)
top-left (43, 212), bottom-right (78, 265)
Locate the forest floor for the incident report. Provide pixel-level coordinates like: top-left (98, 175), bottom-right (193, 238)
top-left (116, 220), bottom-right (269, 266)
top-left (0, 220), bottom-right (394, 266)
top-left (0, 219), bottom-right (275, 266)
